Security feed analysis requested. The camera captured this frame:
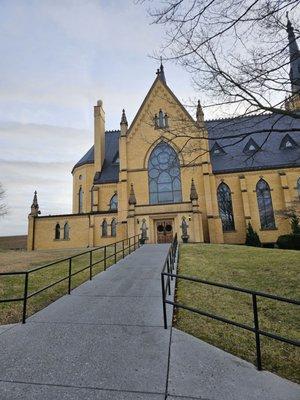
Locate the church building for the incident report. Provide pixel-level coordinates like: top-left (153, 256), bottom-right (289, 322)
top-left (27, 20), bottom-right (300, 250)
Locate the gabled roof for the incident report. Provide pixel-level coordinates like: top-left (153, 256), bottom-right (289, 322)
top-left (207, 113), bottom-right (300, 173)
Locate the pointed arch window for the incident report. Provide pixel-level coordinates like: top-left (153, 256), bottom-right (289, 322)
top-left (55, 223), bottom-right (60, 240)
top-left (78, 187), bottom-right (83, 213)
top-left (63, 222), bottom-right (70, 240)
top-left (148, 142), bottom-right (182, 204)
top-left (217, 183), bottom-right (235, 231)
top-left (111, 219), bottom-right (117, 237)
top-left (101, 219), bottom-right (108, 237)
top-left (109, 193), bottom-right (118, 211)
top-left (256, 179), bottom-right (276, 229)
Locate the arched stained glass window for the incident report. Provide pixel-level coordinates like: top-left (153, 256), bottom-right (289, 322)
top-left (78, 187), bottom-right (83, 213)
top-left (256, 179), bottom-right (276, 229)
top-left (102, 219), bottom-right (108, 237)
top-left (63, 222), bottom-right (69, 240)
top-left (55, 223), bottom-right (60, 240)
top-left (297, 178), bottom-right (300, 199)
top-left (111, 219), bottom-right (117, 237)
top-left (148, 142), bottom-right (182, 204)
top-left (109, 193), bottom-right (118, 211)
top-left (217, 183), bottom-right (235, 231)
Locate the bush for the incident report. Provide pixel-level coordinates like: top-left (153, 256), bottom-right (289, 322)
top-left (277, 234), bottom-right (300, 250)
top-left (245, 222), bottom-right (261, 247)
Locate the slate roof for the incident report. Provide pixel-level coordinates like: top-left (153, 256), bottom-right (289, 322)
top-left (206, 113), bottom-right (300, 173)
top-left (72, 130), bottom-right (120, 182)
top-left (73, 114), bottom-right (300, 181)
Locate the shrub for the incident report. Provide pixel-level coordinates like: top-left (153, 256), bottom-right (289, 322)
top-left (276, 234), bottom-right (300, 250)
top-left (245, 222), bottom-right (261, 247)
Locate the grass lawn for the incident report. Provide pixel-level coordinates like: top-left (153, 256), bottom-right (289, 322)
top-left (0, 242), bottom-right (129, 324)
top-left (175, 244), bottom-right (300, 383)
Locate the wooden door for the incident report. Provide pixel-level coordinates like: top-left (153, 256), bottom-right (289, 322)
top-left (156, 220), bottom-right (173, 243)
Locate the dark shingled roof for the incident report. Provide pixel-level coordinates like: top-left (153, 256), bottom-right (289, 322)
top-left (73, 114), bottom-right (300, 180)
top-left (94, 130), bottom-right (120, 183)
top-left (207, 113), bottom-right (300, 173)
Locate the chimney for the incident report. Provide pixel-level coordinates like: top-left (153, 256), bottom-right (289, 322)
top-left (94, 100), bottom-right (105, 172)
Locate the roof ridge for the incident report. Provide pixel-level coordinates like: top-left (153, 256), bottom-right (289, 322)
top-left (105, 129), bottom-right (120, 133)
top-left (205, 112), bottom-right (273, 123)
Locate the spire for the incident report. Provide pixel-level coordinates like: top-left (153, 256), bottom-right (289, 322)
top-left (190, 179), bottom-right (198, 201)
top-left (128, 184), bottom-right (137, 205)
top-left (30, 190), bottom-right (41, 216)
top-left (286, 13), bottom-right (300, 94)
top-left (196, 100), bottom-right (204, 124)
top-left (156, 56), bottom-right (166, 84)
top-left (120, 109), bottom-right (128, 126)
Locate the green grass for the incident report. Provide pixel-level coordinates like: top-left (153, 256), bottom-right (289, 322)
top-left (175, 243), bottom-right (300, 383)
top-left (0, 241), bottom-right (130, 324)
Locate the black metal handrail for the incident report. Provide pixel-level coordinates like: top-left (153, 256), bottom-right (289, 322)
top-left (161, 241), bottom-right (300, 371)
top-left (0, 234), bottom-right (141, 323)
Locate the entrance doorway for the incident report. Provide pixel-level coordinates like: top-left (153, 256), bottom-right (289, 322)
top-left (156, 220), bottom-right (173, 243)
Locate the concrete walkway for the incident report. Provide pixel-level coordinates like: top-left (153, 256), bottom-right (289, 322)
top-left (0, 244), bottom-right (299, 399)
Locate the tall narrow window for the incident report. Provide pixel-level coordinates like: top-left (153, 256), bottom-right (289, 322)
top-left (102, 219), bottom-right (108, 237)
top-left (297, 178), bottom-right (300, 199)
top-left (111, 219), bottom-right (117, 237)
top-left (217, 183), bottom-right (235, 231)
top-left (148, 142), bottom-right (182, 204)
top-left (78, 187), bottom-right (83, 213)
top-left (256, 179), bottom-right (276, 229)
top-left (55, 223), bottom-right (60, 240)
top-left (109, 193), bottom-right (118, 211)
top-left (63, 222), bottom-right (69, 240)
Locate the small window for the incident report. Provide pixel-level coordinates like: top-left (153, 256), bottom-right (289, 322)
top-left (79, 175), bottom-right (82, 180)
top-left (113, 152), bottom-right (120, 164)
top-left (55, 223), bottom-right (60, 240)
top-left (243, 138), bottom-right (260, 154)
top-left (78, 187), bottom-right (83, 213)
top-left (111, 219), bottom-right (117, 237)
top-left (109, 193), bottom-right (118, 211)
top-left (211, 142), bottom-right (226, 156)
top-left (297, 178), bottom-right (300, 199)
top-left (63, 222), bottom-right (69, 240)
top-left (280, 134), bottom-right (297, 150)
top-left (154, 109), bottom-right (169, 129)
top-left (102, 220), bottom-right (108, 237)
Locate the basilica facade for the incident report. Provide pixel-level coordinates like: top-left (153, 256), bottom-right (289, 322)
top-left (27, 22), bottom-right (300, 250)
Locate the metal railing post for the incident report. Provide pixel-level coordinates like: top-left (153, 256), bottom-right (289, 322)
top-left (122, 239), bottom-right (125, 258)
top-left (89, 251), bottom-right (93, 280)
top-left (68, 258), bottom-right (72, 294)
top-left (22, 272), bottom-right (29, 324)
top-left (129, 237), bottom-right (131, 254)
top-left (114, 242), bottom-right (117, 264)
top-left (166, 259), bottom-right (171, 295)
top-left (252, 294), bottom-right (262, 370)
top-left (161, 273), bottom-right (168, 329)
top-left (104, 246), bottom-right (107, 271)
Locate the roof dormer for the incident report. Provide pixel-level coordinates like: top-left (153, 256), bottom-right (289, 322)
top-left (280, 134), bottom-right (298, 150)
top-left (243, 138), bottom-right (260, 154)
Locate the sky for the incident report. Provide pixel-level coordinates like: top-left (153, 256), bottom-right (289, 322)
top-left (0, 0), bottom-right (200, 236)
